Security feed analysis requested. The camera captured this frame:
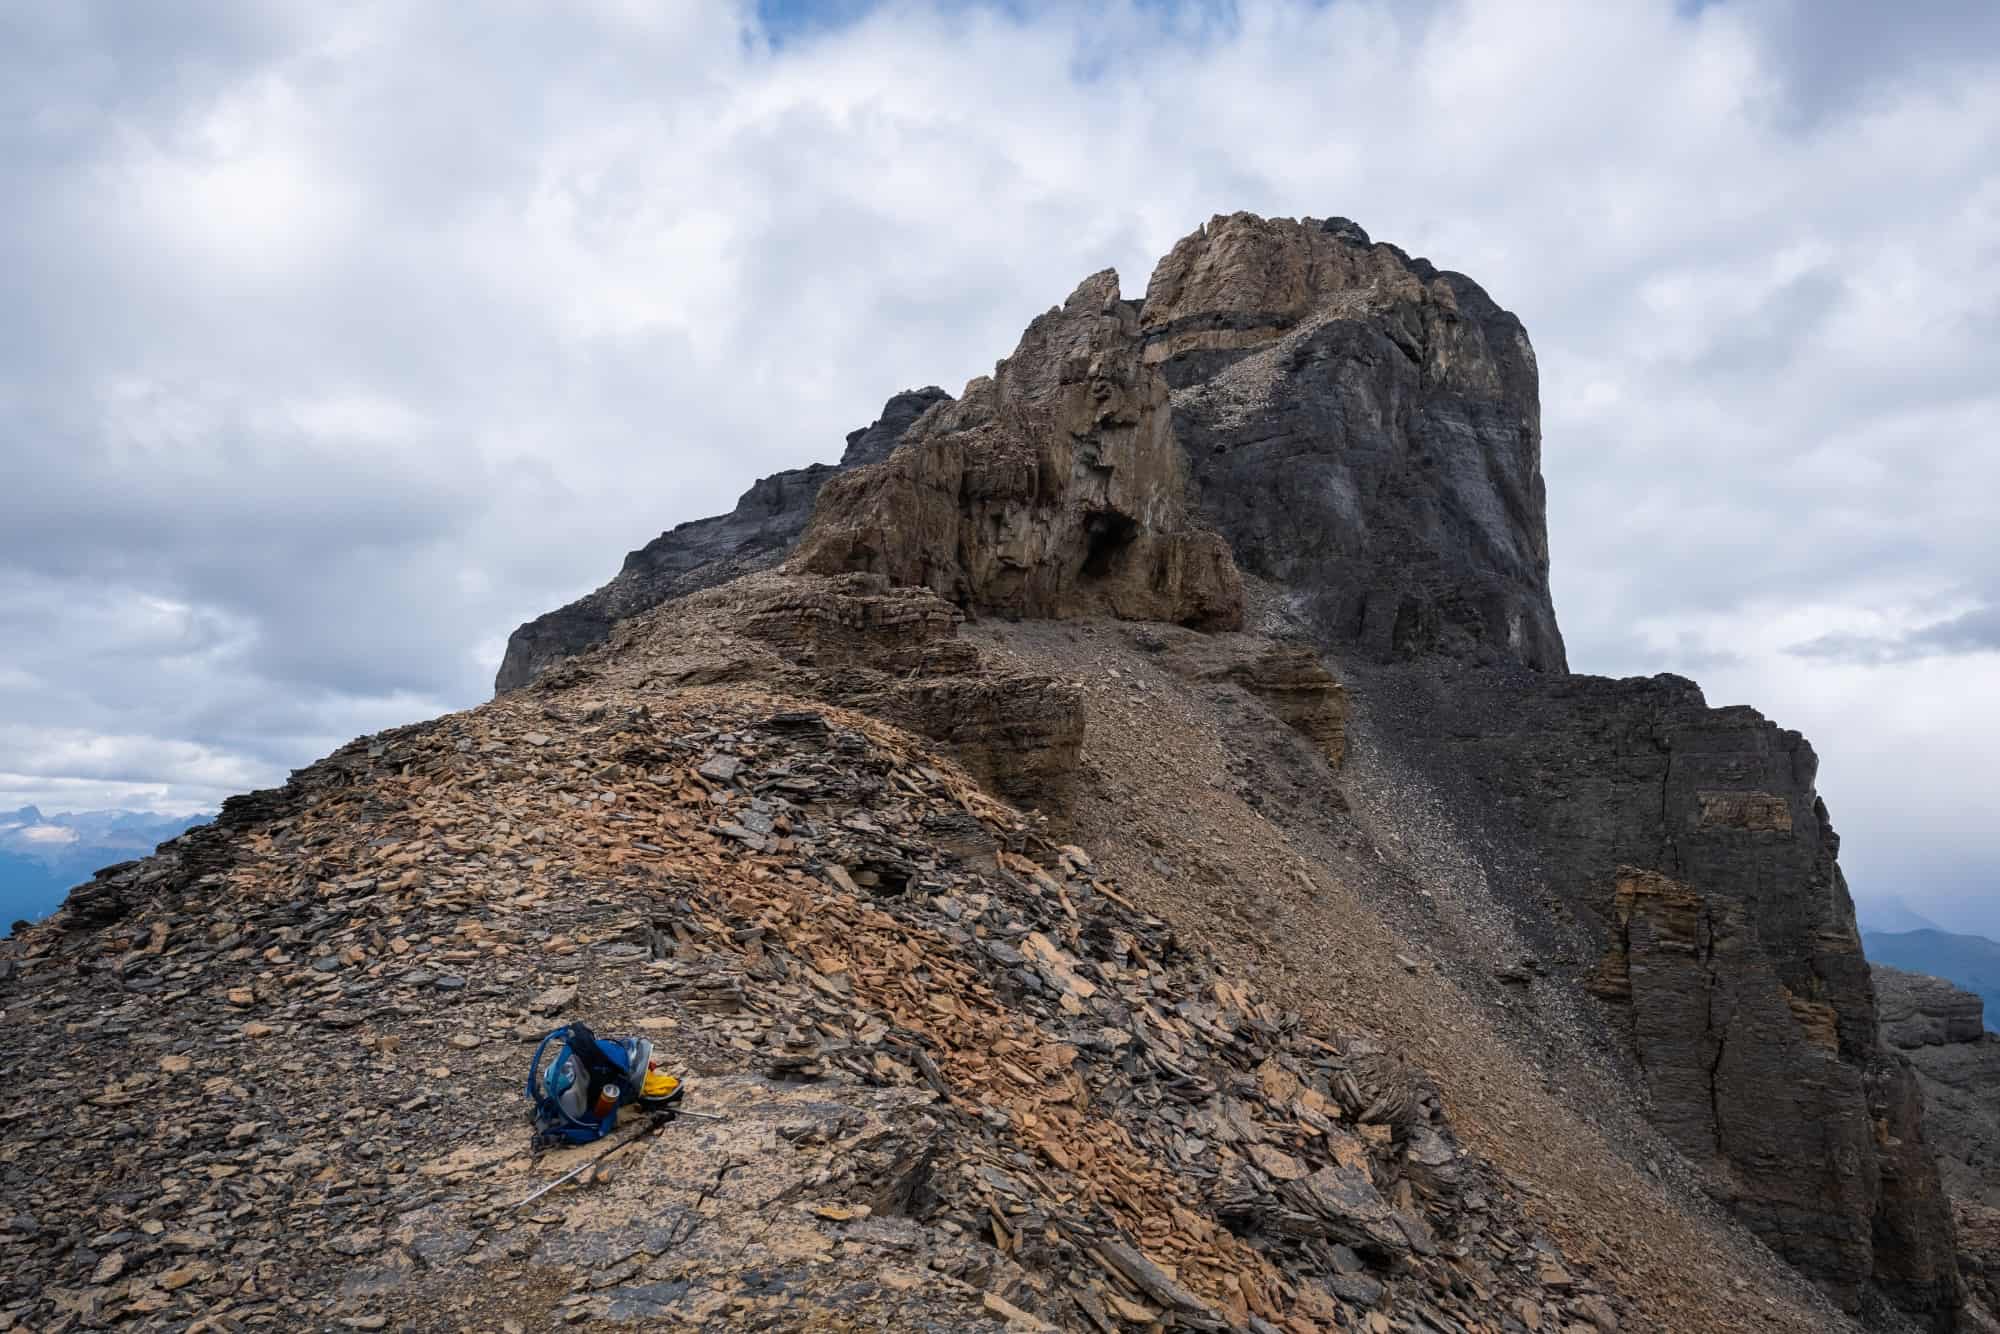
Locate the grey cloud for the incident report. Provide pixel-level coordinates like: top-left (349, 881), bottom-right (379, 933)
top-left (1790, 603), bottom-right (2000, 665)
top-left (1684, 269), bottom-right (1846, 383)
top-left (1736, 0), bottom-right (2000, 129)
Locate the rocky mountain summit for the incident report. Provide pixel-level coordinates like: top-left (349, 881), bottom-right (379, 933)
top-left (497, 211), bottom-right (1970, 1326)
top-left (4, 211), bottom-right (1983, 1332)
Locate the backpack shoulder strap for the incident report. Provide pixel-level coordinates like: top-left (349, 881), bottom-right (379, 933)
top-left (526, 1025), bottom-right (568, 1104)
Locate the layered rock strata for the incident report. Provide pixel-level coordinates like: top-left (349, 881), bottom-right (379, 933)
top-left (1209, 644), bottom-right (1350, 768)
top-left (1351, 661), bottom-right (1960, 1322)
top-left (795, 271), bottom-right (1242, 631)
top-left (564, 570), bottom-right (1087, 814)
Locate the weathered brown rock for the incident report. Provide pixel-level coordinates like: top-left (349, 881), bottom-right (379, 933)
top-left (1210, 644), bottom-right (1349, 768)
top-left (594, 572), bottom-right (1085, 813)
top-left (1141, 211), bottom-right (1447, 364)
top-left (795, 271), bottom-right (1243, 632)
top-left (1696, 790), bottom-right (1795, 833)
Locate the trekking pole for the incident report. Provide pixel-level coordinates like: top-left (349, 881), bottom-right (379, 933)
top-left (510, 1115), bottom-right (668, 1211)
top-left (510, 1153), bottom-right (606, 1212)
top-left (507, 1109), bottom-right (729, 1212)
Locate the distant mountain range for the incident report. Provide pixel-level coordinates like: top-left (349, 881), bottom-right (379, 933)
top-left (1864, 926), bottom-right (2000, 1026)
top-left (1856, 894), bottom-right (1945, 935)
top-left (0, 806), bottom-right (212, 929)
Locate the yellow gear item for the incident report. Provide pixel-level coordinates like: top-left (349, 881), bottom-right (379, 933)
top-left (642, 1070), bottom-right (681, 1102)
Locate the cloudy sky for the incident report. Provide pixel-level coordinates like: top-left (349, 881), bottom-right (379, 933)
top-left (2, 0), bottom-right (1995, 928)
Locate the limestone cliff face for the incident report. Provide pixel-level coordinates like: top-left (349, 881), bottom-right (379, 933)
top-left (1346, 660), bottom-right (1961, 1322)
top-left (1874, 966), bottom-right (2000, 1324)
top-left (1875, 966), bottom-right (2000, 1211)
top-left (1582, 871), bottom-right (1951, 1314)
top-left (1134, 213), bottom-right (1956, 1322)
top-left (794, 271), bottom-right (1242, 631)
top-left (1143, 213), bottom-right (1564, 672)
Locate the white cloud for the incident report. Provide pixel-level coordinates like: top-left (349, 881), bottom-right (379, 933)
top-left (0, 0), bottom-right (1995, 924)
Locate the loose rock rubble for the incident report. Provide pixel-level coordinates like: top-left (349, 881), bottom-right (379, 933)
top-left (964, 610), bottom-right (1878, 1334)
top-left (3, 617), bottom-right (1623, 1331)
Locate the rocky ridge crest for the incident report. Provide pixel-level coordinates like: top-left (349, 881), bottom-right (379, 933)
top-left (3, 583), bottom-right (1615, 1333)
top-left (494, 387), bottom-right (953, 692)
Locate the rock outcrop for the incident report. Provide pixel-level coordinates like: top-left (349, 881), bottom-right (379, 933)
top-left (1876, 966), bottom-right (2000, 1211)
top-left (795, 271), bottom-right (1242, 631)
top-left (1209, 644), bottom-right (1350, 769)
top-left (1350, 661), bottom-right (1961, 1322)
top-left (1880, 965), bottom-right (1992, 1050)
top-left (1875, 966), bottom-right (2000, 1327)
top-left (559, 570), bottom-right (1088, 815)
top-left (1145, 213), bottom-right (1564, 672)
top-left (1580, 869), bottom-right (1952, 1313)
top-left (1868, 928), bottom-right (2000, 1022)
top-left (495, 386), bottom-right (951, 692)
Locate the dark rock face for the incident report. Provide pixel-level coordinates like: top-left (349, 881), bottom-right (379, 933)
top-left (494, 387), bottom-right (951, 692)
top-left (1868, 927), bottom-right (2000, 1023)
top-left (1337, 659), bottom-right (1961, 1321)
top-left (1134, 213), bottom-right (1956, 1322)
top-left (1875, 966), bottom-right (2000, 1212)
top-left (1880, 965), bottom-right (1991, 1050)
top-left (1143, 213), bottom-right (1565, 672)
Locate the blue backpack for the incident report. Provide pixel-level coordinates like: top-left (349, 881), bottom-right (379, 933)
top-left (526, 1021), bottom-right (673, 1147)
